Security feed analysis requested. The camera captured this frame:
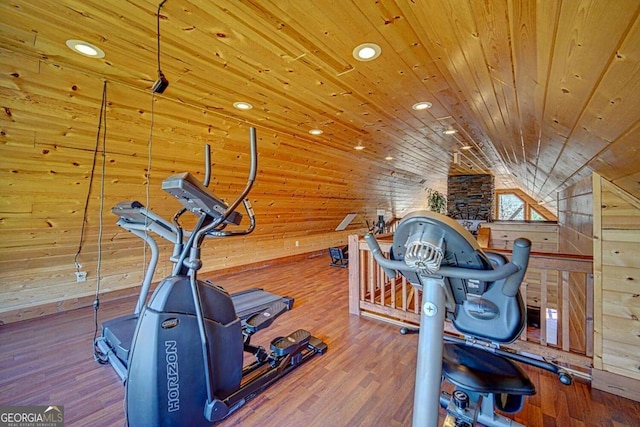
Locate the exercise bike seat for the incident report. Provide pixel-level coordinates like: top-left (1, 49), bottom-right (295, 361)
top-left (442, 343), bottom-right (535, 397)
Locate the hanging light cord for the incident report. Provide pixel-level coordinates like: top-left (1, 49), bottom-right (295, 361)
top-left (79, 81), bottom-right (109, 363)
top-left (157, 0), bottom-right (167, 76)
top-left (74, 82), bottom-right (107, 273)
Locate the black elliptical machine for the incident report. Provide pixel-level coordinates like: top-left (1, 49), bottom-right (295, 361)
top-left (95, 136), bottom-right (300, 383)
top-left (365, 211), bottom-right (572, 427)
top-left (96, 199), bottom-right (292, 383)
top-left (125, 128), bottom-right (327, 426)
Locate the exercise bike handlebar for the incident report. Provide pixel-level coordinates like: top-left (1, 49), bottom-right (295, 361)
top-left (364, 233), bottom-right (531, 295)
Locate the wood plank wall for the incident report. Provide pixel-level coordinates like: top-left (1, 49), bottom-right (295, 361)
top-left (558, 177), bottom-right (594, 255)
top-left (0, 51), bottom-right (390, 324)
top-left (557, 176), bottom-right (593, 354)
top-left (485, 221), bottom-right (559, 252)
top-left (481, 221), bottom-right (559, 310)
top-left (592, 173), bottom-right (640, 401)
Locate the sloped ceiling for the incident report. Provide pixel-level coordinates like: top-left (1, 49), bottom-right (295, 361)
top-left (1, 0), bottom-right (640, 215)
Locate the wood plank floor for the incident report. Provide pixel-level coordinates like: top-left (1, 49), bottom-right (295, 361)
top-left (1, 254), bottom-right (639, 426)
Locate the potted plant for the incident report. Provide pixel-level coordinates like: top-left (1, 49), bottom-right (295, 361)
top-left (427, 188), bottom-right (447, 214)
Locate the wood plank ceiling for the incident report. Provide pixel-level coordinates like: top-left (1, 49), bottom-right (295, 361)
top-left (1, 0), bottom-right (640, 213)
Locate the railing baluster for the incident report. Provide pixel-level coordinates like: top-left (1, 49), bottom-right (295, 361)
top-left (368, 252), bottom-right (375, 303)
top-left (586, 273), bottom-right (594, 357)
top-left (541, 269), bottom-right (548, 347)
top-left (562, 271), bottom-right (570, 352)
top-left (379, 265), bottom-right (385, 306)
top-left (391, 274), bottom-right (396, 309)
top-left (520, 282), bottom-right (528, 342)
top-left (402, 275), bottom-right (408, 311)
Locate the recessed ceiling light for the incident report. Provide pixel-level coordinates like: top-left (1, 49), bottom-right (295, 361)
top-left (412, 102), bottom-right (432, 110)
top-left (385, 156), bottom-right (394, 160)
top-left (65, 39), bottom-right (105, 58)
top-left (352, 43), bottom-right (382, 61)
top-left (443, 129), bottom-right (458, 135)
top-left (233, 101), bottom-right (253, 110)
top-left (354, 144), bottom-right (365, 150)
top-left (309, 129), bottom-right (323, 135)
top-left (460, 145), bottom-right (473, 150)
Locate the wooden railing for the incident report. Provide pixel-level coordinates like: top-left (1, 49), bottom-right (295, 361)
top-left (348, 234), bottom-right (594, 374)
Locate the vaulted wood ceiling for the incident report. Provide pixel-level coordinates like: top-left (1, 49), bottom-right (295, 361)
top-left (2, 0), bottom-right (640, 215)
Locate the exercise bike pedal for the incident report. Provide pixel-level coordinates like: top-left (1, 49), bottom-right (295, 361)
top-left (441, 390), bottom-right (480, 427)
top-left (245, 300), bottom-right (289, 334)
top-left (270, 329), bottom-right (311, 357)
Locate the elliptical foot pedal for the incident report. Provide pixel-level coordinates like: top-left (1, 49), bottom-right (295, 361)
top-left (245, 300), bottom-right (289, 334)
top-left (308, 336), bottom-right (328, 354)
top-left (271, 329), bottom-right (311, 357)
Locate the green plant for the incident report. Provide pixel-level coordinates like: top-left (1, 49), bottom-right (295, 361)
top-left (427, 188), bottom-right (447, 214)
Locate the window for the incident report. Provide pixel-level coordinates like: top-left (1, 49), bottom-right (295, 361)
top-left (530, 208), bottom-right (545, 221)
top-left (495, 189), bottom-right (557, 221)
top-left (498, 194), bottom-right (524, 220)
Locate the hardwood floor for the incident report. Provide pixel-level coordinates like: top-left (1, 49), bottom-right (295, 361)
top-left (1, 254), bottom-right (639, 426)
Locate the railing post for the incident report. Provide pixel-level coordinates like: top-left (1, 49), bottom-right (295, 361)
top-left (348, 234), bottom-right (361, 316)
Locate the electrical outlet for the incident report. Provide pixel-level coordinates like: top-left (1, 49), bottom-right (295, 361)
top-left (76, 271), bottom-right (87, 282)
top-left (295, 240), bottom-right (299, 247)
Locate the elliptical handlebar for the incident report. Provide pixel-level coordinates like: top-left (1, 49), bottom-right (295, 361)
top-left (162, 127), bottom-right (258, 275)
top-left (192, 127), bottom-right (257, 244)
top-left (364, 232), bottom-right (531, 295)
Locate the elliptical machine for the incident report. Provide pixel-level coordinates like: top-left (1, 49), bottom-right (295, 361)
top-left (365, 211), bottom-right (572, 427)
top-left (96, 148), bottom-right (295, 383)
top-left (125, 128), bottom-right (327, 426)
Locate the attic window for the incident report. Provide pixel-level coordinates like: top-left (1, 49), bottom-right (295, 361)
top-left (496, 192), bottom-right (554, 221)
top-left (335, 213), bottom-right (357, 231)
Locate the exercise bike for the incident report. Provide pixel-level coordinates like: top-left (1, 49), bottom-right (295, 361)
top-left (124, 128), bottom-right (327, 426)
top-left (365, 211), bottom-right (572, 427)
